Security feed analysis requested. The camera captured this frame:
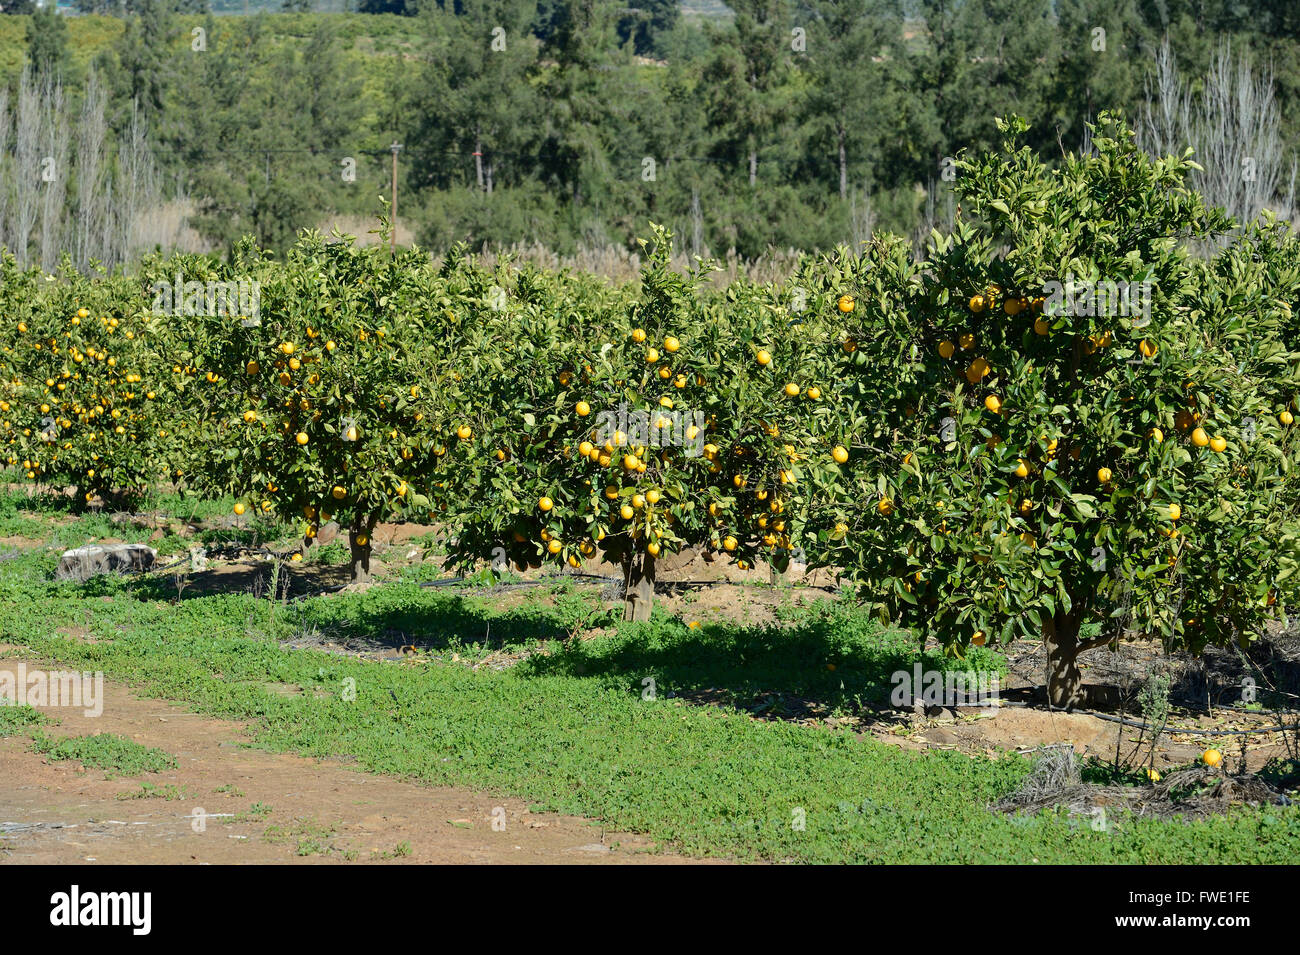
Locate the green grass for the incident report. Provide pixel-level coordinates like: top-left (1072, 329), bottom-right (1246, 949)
top-left (115, 782), bottom-right (192, 801)
top-left (1, 509), bottom-right (1298, 862)
top-left (0, 704), bottom-right (50, 734)
top-left (30, 731), bottom-right (177, 776)
top-left (373, 840), bottom-right (412, 860)
top-left (264, 817), bottom-right (342, 857)
top-left (307, 541), bottom-right (349, 566)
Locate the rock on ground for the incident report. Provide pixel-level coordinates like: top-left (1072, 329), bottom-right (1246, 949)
top-left (55, 544), bottom-right (157, 582)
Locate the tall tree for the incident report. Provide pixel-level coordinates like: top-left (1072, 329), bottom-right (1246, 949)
top-left (537, 0), bottom-right (633, 226)
top-left (26, 5), bottom-right (70, 80)
top-left (701, 0), bottom-right (794, 188)
top-left (407, 0), bottom-right (539, 196)
top-left (905, 0), bottom-right (1062, 193)
top-left (173, 18), bottom-right (366, 250)
top-left (116, 0), bottom-right (173, 121)
top-left (798, 0), bottom-right (904, 201)
top-left (618, 0), bottom-right (679, 57)
top-left (1050, 0), bottom-right (1148, 153)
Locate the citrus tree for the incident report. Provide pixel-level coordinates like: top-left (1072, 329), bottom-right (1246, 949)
top-left (436, 226), bottom-right (845, 619)
top-left (0, 254), bottom-right (175, 506)
top-left (803, 114), bottom-right (1300, 709)
top-left (178, 232), bottom-right (459, 582)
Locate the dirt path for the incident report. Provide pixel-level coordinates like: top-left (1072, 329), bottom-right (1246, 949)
top-left (0, 658), bottom-right (719, 865)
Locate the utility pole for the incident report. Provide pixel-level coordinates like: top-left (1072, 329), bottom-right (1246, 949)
top-left (389, 142), bottom-right (402, 254)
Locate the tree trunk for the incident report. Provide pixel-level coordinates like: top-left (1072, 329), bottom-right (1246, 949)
top-left (622, 551), bottom-right (656, 622)
top-left (690, 187), bottom-right (702, 257)
top-left (474, 128), bottom-right (484, 192)
top-left (748, 148), bottom-right (758, 187)
top-left (1043, 611), bottom-right (1084, 710)
top-left (348, 509), bottom-right (380, 584)
top-left (838, 125), bottom-right (847, 201)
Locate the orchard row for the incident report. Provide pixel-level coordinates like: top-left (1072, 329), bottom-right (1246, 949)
top-left (2, 117), bottom-right (1299, 706)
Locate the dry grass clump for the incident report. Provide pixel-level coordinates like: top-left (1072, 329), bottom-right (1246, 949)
top-left (994, 744), bottom-right (1291, 823)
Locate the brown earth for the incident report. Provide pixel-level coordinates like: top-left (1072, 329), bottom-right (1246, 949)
top-left (0, 658), bottom-right (721, 865)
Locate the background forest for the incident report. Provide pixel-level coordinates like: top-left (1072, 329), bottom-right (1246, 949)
top-left (0, 0), bottom-right (1297, 270)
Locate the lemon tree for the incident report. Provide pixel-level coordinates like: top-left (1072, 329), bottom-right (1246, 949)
top-left (179, 232), bottom-right (457, 582)
top-left (437, 226), bottom-right (843, 619)
top-left (0, 255), bottom-right (174, 506)
top-left (805, 115), bottom-right (1300, 709)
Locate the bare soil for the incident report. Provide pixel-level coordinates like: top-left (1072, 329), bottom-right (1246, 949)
top-left (0, 658), bottom-right (719, 865)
